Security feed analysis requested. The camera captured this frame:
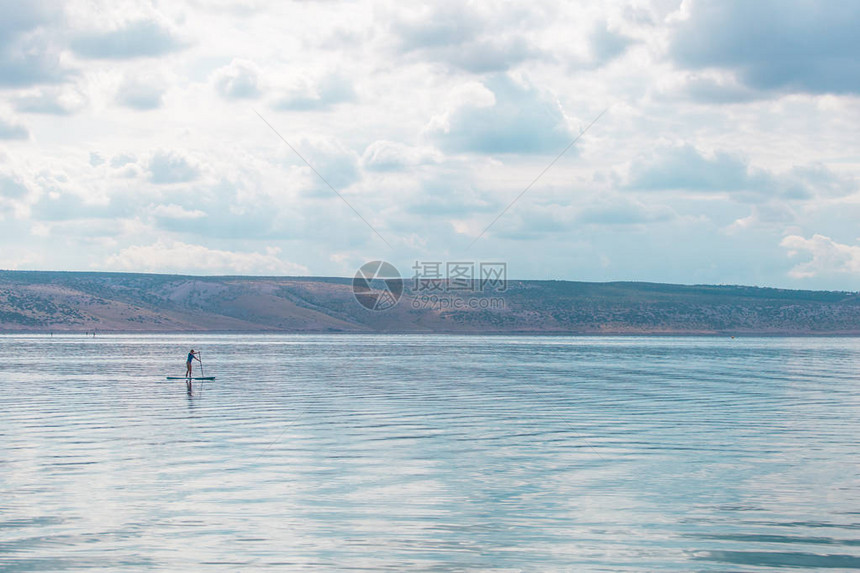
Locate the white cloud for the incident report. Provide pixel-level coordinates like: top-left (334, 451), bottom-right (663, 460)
top-left (0, 247), bottom-right (44, 269)
top-left (361, 140), bottom-right (441, 171)
top-left (780, 234), bottom-right (860, 279)
top-left (286, 137), bottom-right (361, 191)
top-left (389, 1), bottom-right (551, 72)
top-left (625, 145), bottom-right (856, 203)
top-left (0, 169), bottom-right (34, 218)
top-left (426, 74), bottom-right (572, 154)
top-left (589, 20), bottom-right (634, 64)
top-left (0, 2), bottom-right (70, 87)
top-left (576, 196), bottom-right (675, 226)
top-left (0, 173), bottom-right (29, 199)
top-left (110, 153), bottom-right (136, 168)
top-left (116, 76), bottom-right (165, 110)
top-left (727, 202), bottom-right (798, 233)
top-left (212, 59), bottom-right (262, 99)
top-left (148, 151), bottom-right (200, 184)
top-left (149, 203), bottom-right (206, 219)
top-left (70, 18), bottom-right (186, 60)
top-left (273, 72), bottom-right (355, 110)
top-left (103, 241), bottom-right (308, 275)
top-left (0, 115), bottom-right (29, 139)
top-left (14, 86), bottom-right (88, 115)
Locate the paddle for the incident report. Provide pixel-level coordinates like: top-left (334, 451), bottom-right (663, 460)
top-left (198, 350), bottom-right (205, 397)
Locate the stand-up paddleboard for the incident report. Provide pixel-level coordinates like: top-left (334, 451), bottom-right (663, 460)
top-left (166, 376), bottom-right (216, 380)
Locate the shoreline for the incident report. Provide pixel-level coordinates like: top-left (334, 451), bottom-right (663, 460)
top-left (3, 330), bottom-right (860, 337)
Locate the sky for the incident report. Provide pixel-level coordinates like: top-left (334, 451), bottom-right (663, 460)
top-left (0, 0), bottom-right (858, 290)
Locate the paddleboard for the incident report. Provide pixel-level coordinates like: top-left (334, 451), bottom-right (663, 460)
top-left (166, 376), bottom-right (216, 380)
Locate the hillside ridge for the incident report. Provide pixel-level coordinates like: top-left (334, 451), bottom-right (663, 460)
top-left (1, 270), bottom-right (858, 335)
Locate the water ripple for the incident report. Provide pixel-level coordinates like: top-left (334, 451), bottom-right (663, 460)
top-left (1, 334), bottom-right (859, 571)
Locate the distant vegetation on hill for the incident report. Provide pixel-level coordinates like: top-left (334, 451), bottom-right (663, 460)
top-left (1, 270), bottom-right (859, 335)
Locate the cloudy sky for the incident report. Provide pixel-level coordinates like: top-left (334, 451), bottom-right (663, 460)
top-left (1, 0), bottom-right (858, 289)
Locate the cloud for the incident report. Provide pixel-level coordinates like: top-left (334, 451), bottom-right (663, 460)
top-left (786, 164), bottom-right (858, 199)
top-left (71, 19), bottom-right (185, 60)
top-left (677, 75), bottom-right (760, 104)
top-left (213, 59), bottom-right (261, 99)
top-left (627, 145), bottom-right (753, 192)
top-left (0, 2), bottom-right (69, 87)
top-left (728, 202), bottom-right (798, 233)
top-left (137, 176), bottom-right (345, 242)
top-left (0, 0), bottom-right (52, 41)
top-left (392, 3), bottom-right (480, 51)
top-left (149, 203), bottom-right (206, 219)
top-left (0, 171), bottom-right (32, 217)
top-left (390, 2), bottom-right (549, 72)
top-left (670, 0), bottom-right (860, 95)
top-left (0, 0), bottom-right (857, 290)
top-left (273, 72), bottom-right (355, 110)
top-left (781, 234), bottom-right (860, 278)
top-left (625, 145), bottom-right (855, 202)
top-left (576, 198), bottom-right (675, 226)
top-left (148, 151), bottom-right (199, 184)
top-left (14, 87), bottom-right (88, 115)
top-left (361, 141), bottom-right (441, 172)
top-left (589, 20), bottom-right (634, 64)
top-left (0, 173), bottom-right (29, 199)
top-left (150, 202), bottom-right (277, 240)
top-left (427, 74), bottom-right (572, 154)
top-left (416, 36), bottom-right (543, 74)
top-left (404, 175), bottom-right (498, 217)
top-left (30, 190), bottom-right (112, 222)
top-left (0, 116), bottom-right (29, 140)
top-left (0, 246), bottom-right (44, 269)
top-left (285, 138), bottom-right (361, 191)
top-left (0, 38), bottom-right (69, 87)
top-left (110, 153), bottom-right (136, 168)
top-left (103, 241), bottom-right (308, 275)
top-left (24, 162), bottom-right (122, 222)
top-left (116, 76), bottom-right (165, 110)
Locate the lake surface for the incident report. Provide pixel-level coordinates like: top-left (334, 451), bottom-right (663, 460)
top-left (1, 334), bottom-right (859, 571)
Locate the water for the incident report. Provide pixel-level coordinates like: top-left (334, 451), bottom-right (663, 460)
top-left (1, 334), bottom-right (859, 571)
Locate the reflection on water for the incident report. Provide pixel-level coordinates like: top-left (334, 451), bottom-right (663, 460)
top-left (1, 335), bottom-right (859, 571)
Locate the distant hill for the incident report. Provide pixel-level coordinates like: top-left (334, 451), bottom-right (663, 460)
top-left (1, 270), bottom-right (859, 335)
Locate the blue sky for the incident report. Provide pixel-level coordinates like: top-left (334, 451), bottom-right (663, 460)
top-left (0, 0), bottom-right (858, 290)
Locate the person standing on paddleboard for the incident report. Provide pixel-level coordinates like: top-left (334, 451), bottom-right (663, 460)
top-left (186, 350), bottom-right (200, 378)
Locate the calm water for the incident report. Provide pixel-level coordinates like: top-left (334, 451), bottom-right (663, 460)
top-left (1, 335), bottom-right (859, 571)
